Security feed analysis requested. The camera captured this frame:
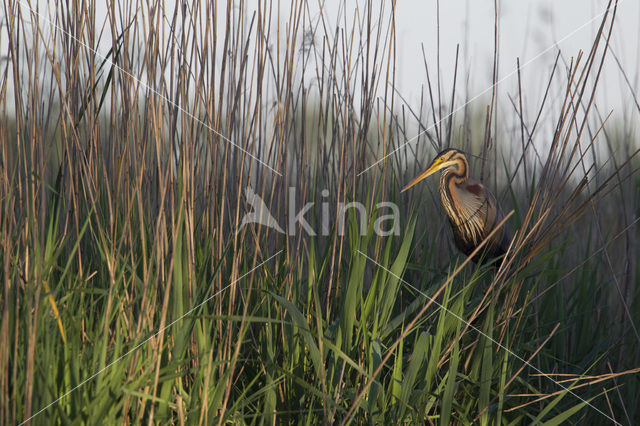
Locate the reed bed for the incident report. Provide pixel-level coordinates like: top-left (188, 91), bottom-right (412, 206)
top-left (1, 0), bottom-right (639, 424)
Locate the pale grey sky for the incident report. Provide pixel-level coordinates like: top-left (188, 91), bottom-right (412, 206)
top-left (392, 0), bottom-right (639, 114)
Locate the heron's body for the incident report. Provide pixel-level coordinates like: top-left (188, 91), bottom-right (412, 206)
top-left (402, 149), bottom-right (509, 264)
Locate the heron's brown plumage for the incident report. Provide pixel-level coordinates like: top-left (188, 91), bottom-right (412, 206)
top-left (402, 149), bottom-right (509, 264)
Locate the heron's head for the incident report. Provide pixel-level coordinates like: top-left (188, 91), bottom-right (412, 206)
top-left (401, 149), bottom-right (467, 192)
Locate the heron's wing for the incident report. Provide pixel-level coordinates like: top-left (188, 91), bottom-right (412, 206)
top-left (460, 179), bottom-right (509, 253)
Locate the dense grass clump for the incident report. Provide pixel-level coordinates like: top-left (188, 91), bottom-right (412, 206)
top-left (1, 0), bottom-right (639, 424)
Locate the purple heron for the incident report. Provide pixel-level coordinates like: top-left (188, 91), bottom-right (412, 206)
top-left (402, 149), bottom-right (509, 264)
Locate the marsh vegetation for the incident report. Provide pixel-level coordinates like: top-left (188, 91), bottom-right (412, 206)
top-left (1, 0), bottom-right (639, 424)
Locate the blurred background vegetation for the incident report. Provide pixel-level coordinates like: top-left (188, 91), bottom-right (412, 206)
top-left (1, 0), bottom-right (639, 424)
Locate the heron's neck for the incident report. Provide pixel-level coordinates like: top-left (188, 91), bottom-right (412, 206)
top-left (440, 165), bottom-right (469, 225)
top-left (440, 159), bottom-right (468, 196)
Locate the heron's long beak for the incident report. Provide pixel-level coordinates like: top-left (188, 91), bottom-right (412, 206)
top-left (401, 161), bottom-right (443, 192)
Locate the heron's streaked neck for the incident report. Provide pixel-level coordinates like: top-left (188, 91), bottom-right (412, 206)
top-left (439, 158), bottom-right (469, 225)
top-left (440, 157), bottom-right (469, 186)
